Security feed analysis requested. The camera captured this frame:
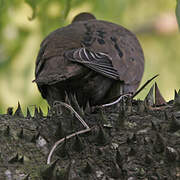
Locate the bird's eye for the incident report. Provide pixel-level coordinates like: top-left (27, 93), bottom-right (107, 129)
top-left (129, 57), bottom-right (135, 62)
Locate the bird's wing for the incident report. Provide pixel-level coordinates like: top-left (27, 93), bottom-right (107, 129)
top-left (64, 48), bottom-right (119, 80)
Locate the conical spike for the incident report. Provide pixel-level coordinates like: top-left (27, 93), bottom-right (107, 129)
top-left (56, 163), bottom-right (72, 180)
top-left (65, 91), bottom-right (71, 105)
top-left (72, 93), bottom-right (81, 108)
top-left (116, 149), bottom-right (123, 168)
top-left (174, 89), bottom-right (178, 100)
top-left (83, 161), bottom-right (93, 174)
top-left (18, 156), bottom-right (24, 163)
top-left (144, 84), bottom-right (154, 107)
top-left (54, 121), bottom-right (66, 139)
top-left (127, 133), bottom-right (137, 143)
top-left (7, 107), bottom-right (13, 115)
top-left (23, 174), bottom-right (30, 180)
top-left (56, 138), bottom-right (68, 158)
top-left (128, 147), bottom-right (136, 156)
top-left (169, 114), bottom-right (180, 132)
top-left (95, 126), bottom-right (109, 145)
top-left (30, 132), bottom-right (40, 143)
top-left (85, 101), bottom-right (91, 114)
top-left (47, 106), bottom-right (52, 117)
top-left (151, 121), bottom-right (158, 131)
top-left (72, 135), bottom-right (84, 152)
top-left (99, 109), bottom-right (108, 124)
top-left (8, 153), bottom-right (19, 163)
top-left (63, 163), bottom-right (72, 180)
top-left (17, 128), bottom-right (24, 139)
top-left (14, 102), bottom-right (24, 117)
top-left (39, 107), bottom-right (43, 117)
top-left (26, 107), bottom-right (31, 118)
top-left (71, 93), bottom-right (84, 117)
top-left (116, 107), bottom-right (125, 129)
top-left (126, 97), bottom-right (132, 114)
top-left (137, 100), bottom-right (145, 113)
top-left (4, 125), bottom-right (10, 136)
top-left (164, 111), bottom-right (169, 121)
top-left (34, 106), bottom-right (39, 118)
top-left (110, 161), bottom-right (122, 178)
top-left (174, 89), bottom-right (180, 107)
top-left (155, 83), bottom-right (166, 106)
top-left (165, 146), bottom-right (178, 162)
top-left (153, 133), bottom-right (165, 153)
top-left (41, 159), bottom-right (58, 179)
top-left (145, 154), bottom-right (153, 164)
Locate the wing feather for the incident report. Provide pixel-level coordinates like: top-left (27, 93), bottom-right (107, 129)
top-left (64, 48), bottom-right (119, 80)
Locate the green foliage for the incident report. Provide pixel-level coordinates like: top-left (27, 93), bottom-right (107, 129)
top-left (176, 0), bottom-right (180, 30)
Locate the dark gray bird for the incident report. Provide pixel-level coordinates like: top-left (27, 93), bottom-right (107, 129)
top-left (34, 12), bottom-right (144, 107)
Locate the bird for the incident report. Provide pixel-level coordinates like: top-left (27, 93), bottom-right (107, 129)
top-left (34, 12), bottom-right (144, 107)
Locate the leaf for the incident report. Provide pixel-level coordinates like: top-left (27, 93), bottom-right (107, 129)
top-left (175, 0), bottom-right (180, 30)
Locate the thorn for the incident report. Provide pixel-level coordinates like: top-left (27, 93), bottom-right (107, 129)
top-left (85, 101), bottom-right (91, 114)
top-left (34, 106), bottom-right (39, 118)
top-left (23, 174), bottom-right (30, 180)
top-left (71, 93), bottom-right (84, 117)
top-left (95, 126), bottom-right (109, 145)
top-left (99, 109), bottom-right (108, 124)
top-left (41, 159), bottom-right (58, 179)
top-left (144, 84), bottom-right (154, 107)
top-left (174, 89), bottom-right (178, 99)
top-left (39, 107), bottom-right (44, 117)
top-left (145, 154), bottom-right (153, 164)
top-left (47, 106), bottom-right (52, 117)
top-left (17, 128), bottom-right (24, 139)
top-left (116, 149), bottom-right (123, 168)
top-left (155, 82), bottom-right (166, 106)
top-left (132, 74), bottom-right (159, 99)
top-left (97, 148), bottom-right (104, 156)
top-left (18, 156), bottom-right (24, 163)
top-left (164, 111), bottom-right (169, 121)
top-left (126, 97), bottom-right (132, 114)
top-left (54, 121), bottom-right (66, 139)
top-left (127, 133), bottom-right (137, 144)
top-left (153, 133), bottom-right (165, 153)
top-left (14, 102), bottom-right (24, 117)
top-left (137, 100), bottom-right (145, 113)
top-left (128, 147), bottom-right (136, 156)
top-left (56, 162), bottom-right (72, 180)
top-left (31, 132), bottom-right (40, 143)
top-left (56, 138), bottom-right (68, 158)
top-left (165, 146), bottom-right (178, 162)
top-left (72, 135), bottom-right (84, 152)
top-left (169, 114), bottom-right (180, 132)
top-left (174, 89), bottom-right (180, 107)
top-left (65, 91), bottom-right (71, 105)
top-left (63, 163), bottom-right (72, 180)
top-left (116, 108), bottom-right (125, 130)
top-left (110, 161), bottom-right (122, 178)
top-left (83, 161), bottom-right (93, 174)
top-left (4, 125), bottom-right (10, 136)
top-left (151, 121), bottom-right (158, 131)
top-left (8, 153), bottom-right (19, 163)
top-left (26, 107), bottom-right (31, 118)
top-left (7, 107), bottom-right (13, 115)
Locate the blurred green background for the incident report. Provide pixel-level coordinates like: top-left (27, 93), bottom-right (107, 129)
top-left (0, 0), bottom-right (179, 114)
